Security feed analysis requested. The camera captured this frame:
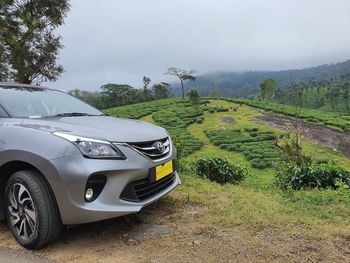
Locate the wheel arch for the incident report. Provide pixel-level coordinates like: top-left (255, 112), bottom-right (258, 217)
top-left (0, 160), bottom-right (59, 221)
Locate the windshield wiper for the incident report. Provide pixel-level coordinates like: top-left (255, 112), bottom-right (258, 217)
top-left (46, 112), bottom-right (99, 118)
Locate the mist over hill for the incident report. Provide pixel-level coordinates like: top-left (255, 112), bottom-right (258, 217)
top-left (173, 59), bottom-right (350, 98)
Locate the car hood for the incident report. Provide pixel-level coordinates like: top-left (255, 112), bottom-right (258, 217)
top-left (21, 116), bottom-right (167, 142)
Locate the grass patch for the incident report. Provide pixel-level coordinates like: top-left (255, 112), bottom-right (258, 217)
top-left (172, 174), bottom-right (350, 239)
top-left (109, 98), bottom-right (350, 240)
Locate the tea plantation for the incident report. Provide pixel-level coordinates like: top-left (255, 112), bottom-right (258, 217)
top-left (104, 99), bottom-right (179, 119)
top-left (205, 128), bottom-right (280, 169)
top-left (229, 98), bottom-right (350, 132)
top-left (152, 103), bottom-right (205, 156)
top-left (106, 98), bottom-right (206, 156)
top-left (105, 97), bottom-right (350, 249)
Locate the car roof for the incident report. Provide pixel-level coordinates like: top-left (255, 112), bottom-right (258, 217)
top-left (0, 82), bottom-right (47, 89)
top-left (0, 82), bottom-right (62, 92)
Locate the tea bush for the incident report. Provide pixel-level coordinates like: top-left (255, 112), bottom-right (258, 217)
top-left (153, 103), bottom-right (205, 157)
top-left (206, 128), bottom-right (280, 169)
top-left (104, 99), bottom-right (178, 119)
top-left (275, 162), bottom-right (350, 190)
top-left (106, 98), bottom-right (207, 157)
top-left (192, 157), bottom-right (247, 184)
top-left (206, 106), bottom-right (229, 113)
top-left (228, 98), bottom-right (350, 132)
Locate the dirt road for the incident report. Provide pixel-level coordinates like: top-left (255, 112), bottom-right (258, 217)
top-left (0, 247), bottom-right (55, 263)
top-left (0, 198), bottom-right (348, 263)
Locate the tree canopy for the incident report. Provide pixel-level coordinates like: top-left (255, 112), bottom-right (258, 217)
top-left (165, 67), bottom-right (197, 99)
top-left (0, 0), bottom-right (70, 84)
top-left (260, 78), bottom-right (276, 101)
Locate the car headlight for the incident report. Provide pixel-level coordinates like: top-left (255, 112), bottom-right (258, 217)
top-left (53, 132), bottom-right (126, 159)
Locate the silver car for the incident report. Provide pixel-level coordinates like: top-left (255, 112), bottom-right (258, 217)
top-left (0, 83), bottom-right (180, 249)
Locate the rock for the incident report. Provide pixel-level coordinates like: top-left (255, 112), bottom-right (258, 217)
top-left (193, 240), bottom-right (202, 246)
top-left (127, 238), bottom-right (137, 245)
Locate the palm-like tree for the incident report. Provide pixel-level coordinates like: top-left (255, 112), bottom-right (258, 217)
top-left (165, 67), bottom-right (197, 99)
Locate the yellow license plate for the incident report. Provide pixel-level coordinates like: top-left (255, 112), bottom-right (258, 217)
top-left (156, 161), bottom-right (173, 181)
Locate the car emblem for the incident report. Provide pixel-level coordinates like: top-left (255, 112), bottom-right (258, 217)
top-left (153, 141), bottom-right (165, 153)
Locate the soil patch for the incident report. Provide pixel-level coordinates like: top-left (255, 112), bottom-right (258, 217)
top-left (220, 117), bottom-right (236, 124)
top-left (126, 224), bottom-right (169, 241)
top-left (0, 247), bottom-right (56, 263)
top-left (254, 112), bottom-right (350, 158)
top-left (0, 199), bottom-right (349, 262)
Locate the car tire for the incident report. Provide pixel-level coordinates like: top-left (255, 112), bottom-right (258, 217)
top-left (4, 170), bottom-right (62, 249)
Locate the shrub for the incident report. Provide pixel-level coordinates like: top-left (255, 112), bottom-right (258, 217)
top-left (258, 131), bottom-right (275, 135)
top-left (196, 118), bottom-right (203, 123)
top-left (246, 153), bottom-right (263, 160)
top-left (219, 144), bottom-right (229, 149)
top-left (251, 161), bottom-right (267, 169)
top-left (192, 157), bottom-right (247, 185)
top-left (216, 107), bottom-right (229, 112)
top-left (205, 128), bottom-right (281, 169)
top-left (187, 89), bottom-right (200, 105)
top-left (250, 132), bottom-right (258, 137)
top-left (256, 134), bottom-right (276, 141)
top-left (244, 128), bottom-right (259, 132)
top-left (262, 152), bottom-right (280, 158)
top-left (275, 163), bottom-right (350, 190)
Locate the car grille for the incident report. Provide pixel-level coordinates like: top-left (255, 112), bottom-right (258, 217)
top-left (120, 173), bottom-right (176, 202)
top-left (128, 137), bottom-right (171, 161)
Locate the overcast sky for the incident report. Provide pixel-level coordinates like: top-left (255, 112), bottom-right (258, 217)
top-left (49, 0), bottom-right (350, 91)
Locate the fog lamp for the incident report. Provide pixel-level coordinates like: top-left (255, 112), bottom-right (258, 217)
top-left (85, 188), bottom-right (94, 201)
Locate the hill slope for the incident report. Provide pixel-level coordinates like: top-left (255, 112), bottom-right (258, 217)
top-left (174, 59), bottom-right (350, 97)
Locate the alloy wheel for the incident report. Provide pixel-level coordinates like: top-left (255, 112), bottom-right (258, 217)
top-left (8, 183), bottom-right (37, 240)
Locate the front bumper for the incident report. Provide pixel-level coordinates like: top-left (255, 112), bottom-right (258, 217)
top-left (48, 144), bottom-right (179, 225)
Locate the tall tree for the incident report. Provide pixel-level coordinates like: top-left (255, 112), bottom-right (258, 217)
top-left (165, 67), bottom-right (197, 99)
top-left (326, 85), bottom-right (340, 112)
top-left (101, 83), bottom-right (138, 108)
top-left (343, 81), bottom-right (350, 112)
top-left (260, 78), bottom-right (276, 101)
top-left (0, 0), bottom-right (70, 84)
top-left (153, 82), bottom-right (171, 99)
top-left (274, 88), bottom-right (286, 103)
top-left (142, 76), bottom-right (151, 100)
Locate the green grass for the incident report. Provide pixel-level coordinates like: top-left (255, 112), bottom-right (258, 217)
top-left (173, 174), bottom-right (350, 239)
top-left (106, 98), bottom-right (350, 240)
top-left (229, 98), bottom-right (350, 132)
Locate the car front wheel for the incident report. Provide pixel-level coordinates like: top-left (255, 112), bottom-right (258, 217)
top-left (5, 170), bottom-right (62, 249)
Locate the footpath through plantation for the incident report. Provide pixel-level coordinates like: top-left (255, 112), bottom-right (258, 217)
top-left (0, 98), bottom-right (349, 262)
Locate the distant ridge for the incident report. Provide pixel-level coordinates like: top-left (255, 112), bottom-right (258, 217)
top-left (173, 59), bottom-right (350, 97)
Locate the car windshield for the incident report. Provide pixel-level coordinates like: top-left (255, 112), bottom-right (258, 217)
top-left (0, 85), bottom-right (103, 118)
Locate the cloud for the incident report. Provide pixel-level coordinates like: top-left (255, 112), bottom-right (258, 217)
top-left (48, 0), bottom-right (350, 91)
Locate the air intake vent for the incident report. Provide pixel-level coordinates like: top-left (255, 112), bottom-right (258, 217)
top-left (129, 137), bottom-right (171, 161)
top-left (120, 173), bottom-right (176, 202)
